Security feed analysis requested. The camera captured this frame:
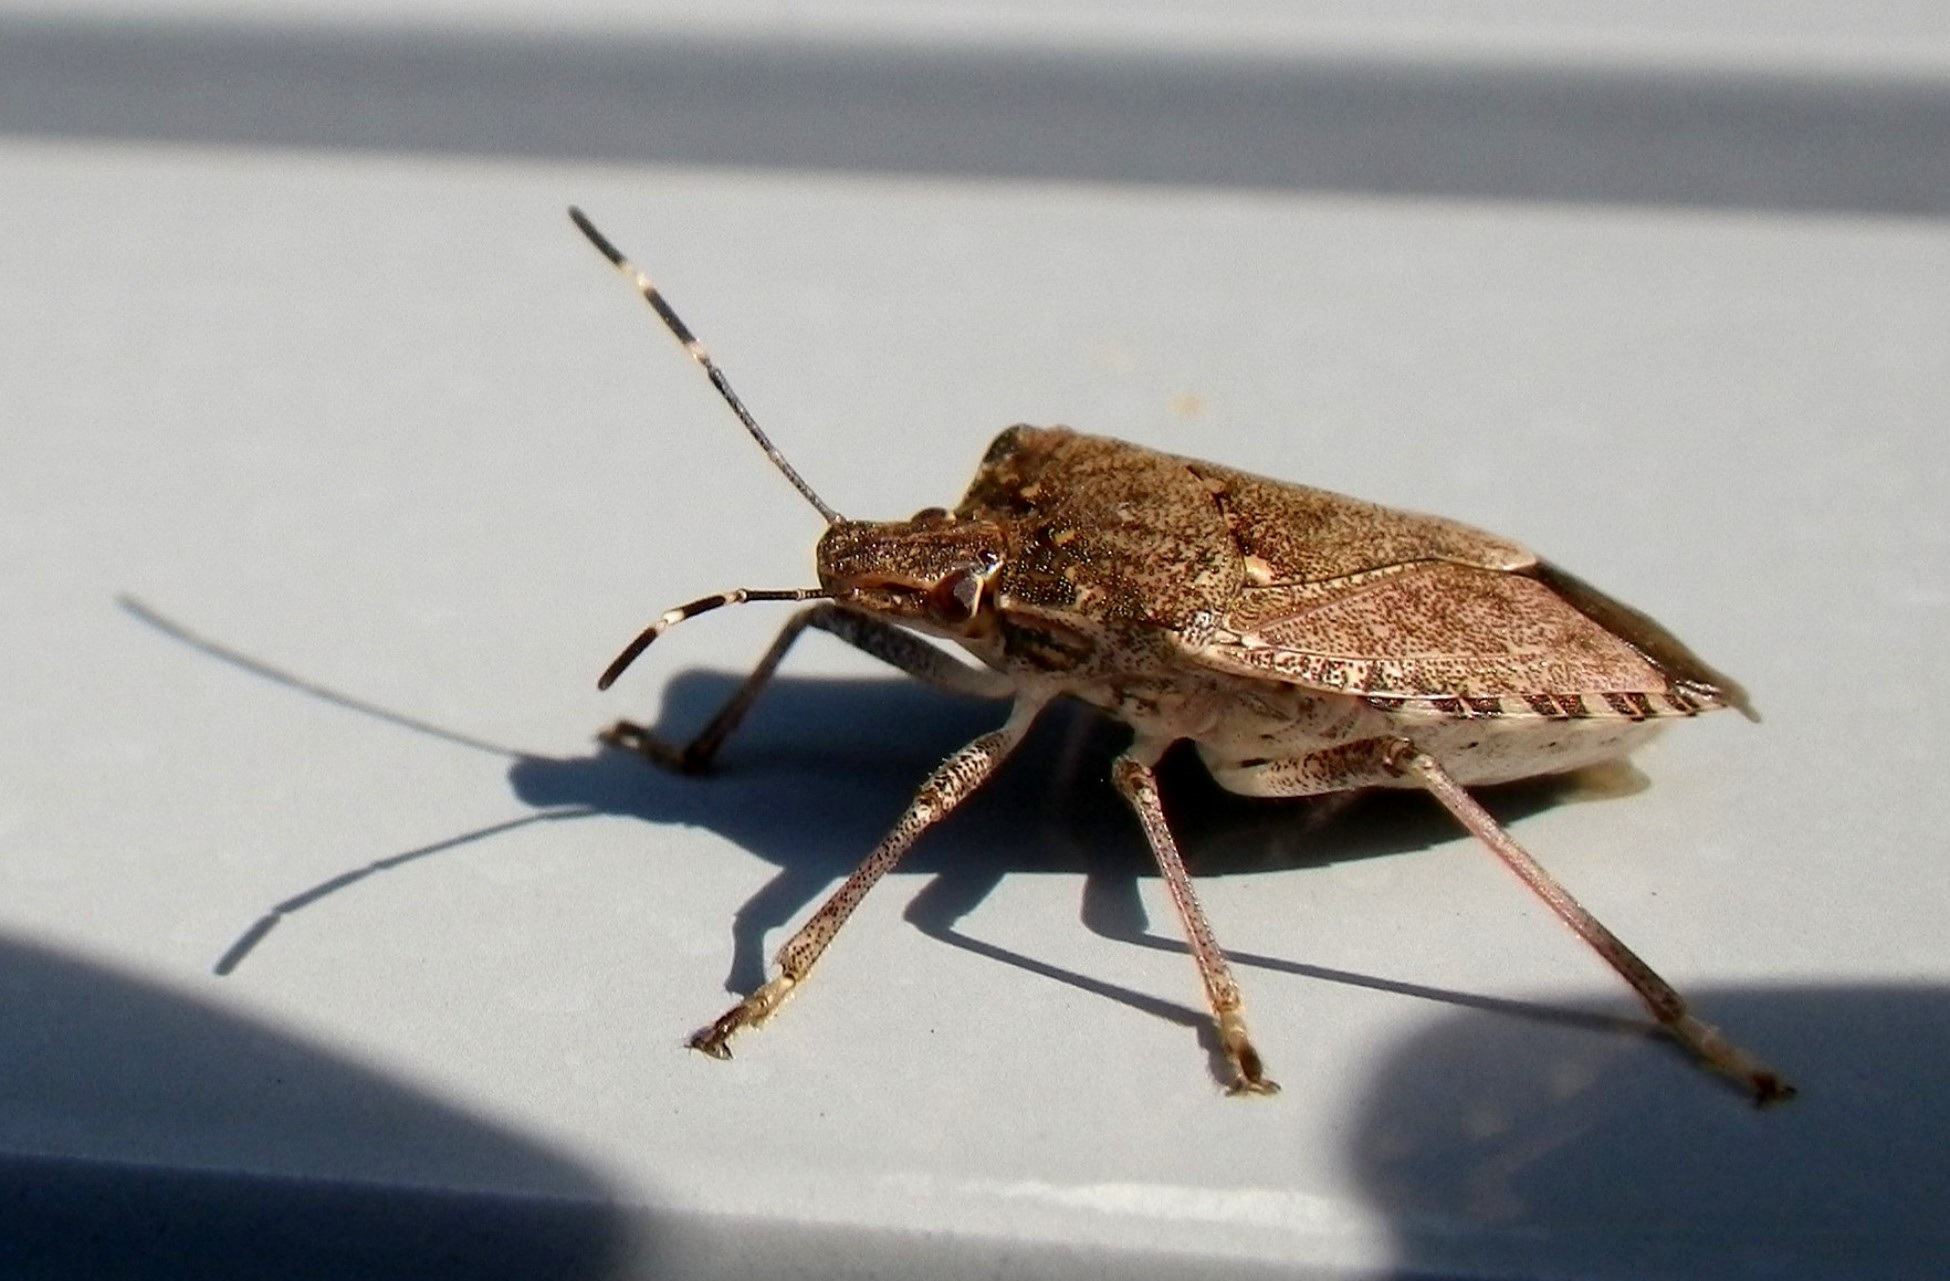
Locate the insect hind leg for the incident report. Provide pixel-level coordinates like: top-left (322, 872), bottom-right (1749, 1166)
top-left (603, 602), bottom-right (1014, 773)
top-left (1383, 738), bottom-right (1795, 1106)
top-left (1112, 749), bottom-right (1279, 1096)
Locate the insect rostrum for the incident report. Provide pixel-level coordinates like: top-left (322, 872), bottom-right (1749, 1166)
top-left (571, 207), bottom-right (1792, 1106)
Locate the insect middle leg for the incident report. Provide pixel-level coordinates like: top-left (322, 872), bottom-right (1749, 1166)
top-left (690, 694), bottom-right (1048, 1057)
top-left (603, 602), bottom-right (1014, 772)
top-left (1381, 739), bottom-right (1795, 1105)
top-left (1111, 747), bottom-right (1280, 1096)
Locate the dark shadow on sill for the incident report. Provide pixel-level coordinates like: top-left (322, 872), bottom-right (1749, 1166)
top-left (7, 15), bottom-right (1949, 218)
top-left (0, 934), bottom-right (629, 1280)
top-left (0, 930), bottom-right (1320, 1280)
top-left (1349, 983), bottom-right (1950, 1279)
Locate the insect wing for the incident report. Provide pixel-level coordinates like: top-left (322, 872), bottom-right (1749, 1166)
top-left (1197, 559), bottom-right (1712, 712)
top-left (1182, 460), bottom-right (1742, 717)
top-left (1526, 560), bottom-right (1756, 719)
top-left (1188, 458), bottom-right (1535, 583)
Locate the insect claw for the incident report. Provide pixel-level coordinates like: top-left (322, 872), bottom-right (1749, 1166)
top-left (689, 976), bottom-right (800, 1061)
top-left (1673, 1012), bottom-right (1797, 1106)
top-left (1225, 1069), bottom-right (1282, 1097)
top-left (686, 1026), bottom-right (735, 1059)
top-left (599, 720), bottom-right (714, 775)
top-left (1218, 1010), bottom-right (1280, 1095)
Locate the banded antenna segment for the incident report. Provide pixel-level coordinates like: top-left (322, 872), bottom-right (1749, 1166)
top-left (569, 206), bottom-right (844, 525)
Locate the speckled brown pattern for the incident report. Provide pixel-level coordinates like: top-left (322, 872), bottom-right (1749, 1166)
top-left (953, 427), bottom-right (1743, 721)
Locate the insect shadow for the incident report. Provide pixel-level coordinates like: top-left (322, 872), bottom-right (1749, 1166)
top-left (123, 599), bottom-right (1643, 1057)
top-left (590, 671), bottom-right (1644, 1021)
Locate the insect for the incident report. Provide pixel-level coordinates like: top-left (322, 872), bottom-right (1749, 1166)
top-left (569, 207), bottom-right (1793, 1105)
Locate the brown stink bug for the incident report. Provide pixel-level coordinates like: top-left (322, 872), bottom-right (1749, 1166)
top-left (569, 208), bottom-right (1793, 1105)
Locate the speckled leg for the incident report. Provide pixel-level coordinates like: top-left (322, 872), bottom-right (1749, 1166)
top-left (1384, 739), bottom-right (1795, 1106)
top-left (1111, 748), bottom-right (1279, 1097)
top-left (689, 695), bottom-right (1048, 1058)
top-left (604, 602), bottom-right (1014, 772)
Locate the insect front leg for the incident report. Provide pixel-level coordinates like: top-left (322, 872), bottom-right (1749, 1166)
top-left (604, 602), bottom-right (1015, 773)
top-left (1381, 739), bottom-right (1796, 1106)
top-left (1111, 747), bottom-right (1280, 1097)
top-left (689, 694), bottom-right (1049, 1059)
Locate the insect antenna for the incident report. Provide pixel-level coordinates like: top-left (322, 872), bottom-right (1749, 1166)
top-left (568, 207), bottom-right (845, 525)
top-left (598, 587), bottom-right (829, 691)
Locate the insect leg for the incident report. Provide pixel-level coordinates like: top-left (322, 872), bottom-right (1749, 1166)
top-left (1111, 750), bottom-right (1280, 1097)
top-left (689, 694), bottom-right (1049, 1057)
top-left (604, 602), bottom-right (1014, 773)
top-left (1383, 739), bottom-right (1795, 1106)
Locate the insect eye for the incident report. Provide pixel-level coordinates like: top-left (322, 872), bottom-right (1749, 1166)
top-left (925, 569), bottom-right (985, 626)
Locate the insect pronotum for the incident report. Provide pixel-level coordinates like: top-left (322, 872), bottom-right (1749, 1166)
top-left (569, 207), bottom-right (1793, 1105)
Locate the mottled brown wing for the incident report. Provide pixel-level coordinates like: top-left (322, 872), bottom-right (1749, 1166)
top-left (1184, 459), bottom-right (1536, 581)
top-left (1180, 457), bottom-right (1750, 717)
top-left (1194, 558), bottom-right (1741, 716)
top-left (1525, 560), bottom-right (1757, 718)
